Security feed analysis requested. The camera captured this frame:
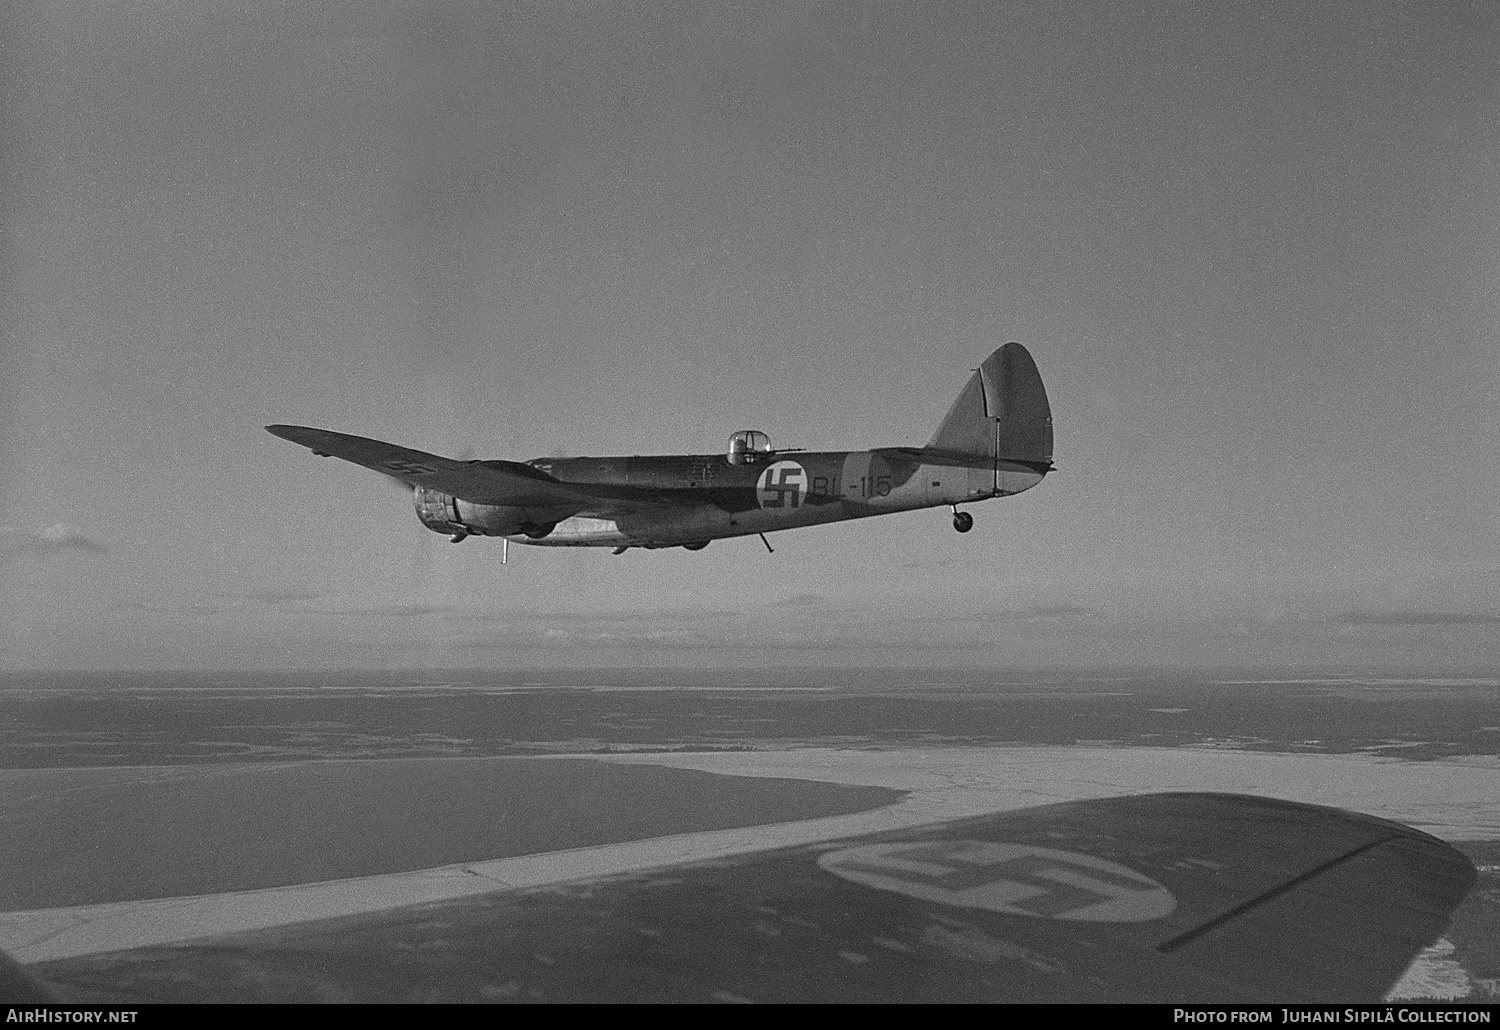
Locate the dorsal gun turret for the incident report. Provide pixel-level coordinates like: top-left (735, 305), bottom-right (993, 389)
top-left (726, 430), bottom-right (771, 466)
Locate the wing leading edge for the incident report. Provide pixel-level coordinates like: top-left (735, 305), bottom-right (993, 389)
top-left (266, 425), bottom-right (588, 509)
top-left (267, 425), bottom-right (717, 521)
top-left (25, 792), bottom-right (1476, 1003)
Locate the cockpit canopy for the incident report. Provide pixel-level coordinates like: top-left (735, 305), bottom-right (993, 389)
top-left (726, 429), bottom-right (771, 466)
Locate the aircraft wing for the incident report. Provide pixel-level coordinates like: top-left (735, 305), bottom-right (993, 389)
top-left (21, 793), bottom-right (1475, 1003)
top-left (266, 425), bottom-right (589, 508)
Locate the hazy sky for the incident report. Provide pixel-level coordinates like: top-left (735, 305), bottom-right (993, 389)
top-left (3, 1), bottom-right (1497, 672)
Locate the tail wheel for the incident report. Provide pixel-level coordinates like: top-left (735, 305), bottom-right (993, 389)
top-left (953, 511), bottom-right (974, 533)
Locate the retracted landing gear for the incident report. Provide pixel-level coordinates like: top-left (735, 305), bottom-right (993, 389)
top-left (951, 507), bottom-right (973, 533)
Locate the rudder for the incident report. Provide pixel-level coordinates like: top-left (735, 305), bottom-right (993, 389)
top-left (926, 343), bottom-right (1053, 466)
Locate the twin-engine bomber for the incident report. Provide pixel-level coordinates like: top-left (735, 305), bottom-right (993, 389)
top-left (267, 343), bottom-right (1054, 554)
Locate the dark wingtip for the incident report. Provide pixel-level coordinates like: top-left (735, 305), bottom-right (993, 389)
top-left (266, 425), bottom-right (327, 446)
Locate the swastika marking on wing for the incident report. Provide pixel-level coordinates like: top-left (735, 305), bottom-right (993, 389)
top-left (818, 840), bottom-right (1176, 922)
top-left (382, 459), bottom-right (436, 476)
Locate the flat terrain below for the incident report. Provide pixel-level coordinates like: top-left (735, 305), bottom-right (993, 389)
top-left (2, 671), bottom-right (1497, 1000)
top-left (0, 757), bottom-right (902, 910)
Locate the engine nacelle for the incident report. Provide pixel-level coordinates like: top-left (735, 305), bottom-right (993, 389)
top-left (413, 487), bottom-right (555, 539)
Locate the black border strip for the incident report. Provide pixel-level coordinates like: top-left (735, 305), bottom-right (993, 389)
top-left (1155, 833), bottom-right (1397, 953)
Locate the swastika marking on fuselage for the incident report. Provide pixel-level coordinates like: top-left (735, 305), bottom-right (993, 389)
top-left (756, 461), bottom-right (809, 510)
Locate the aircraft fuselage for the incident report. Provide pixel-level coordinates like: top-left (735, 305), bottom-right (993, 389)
top-left (455, 448), bottom-right (1047, 549)
top-left (271, 342), bottom-right (1055, 554)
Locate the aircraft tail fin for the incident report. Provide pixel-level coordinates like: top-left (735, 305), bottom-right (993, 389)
top-left (926, 343), bottom-right (1053, 466)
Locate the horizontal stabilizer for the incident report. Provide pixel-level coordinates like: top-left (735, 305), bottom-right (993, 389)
top-left (266, 425), bottom-right (587, 508)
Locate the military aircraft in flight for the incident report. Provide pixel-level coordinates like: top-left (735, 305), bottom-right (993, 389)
top-left (266, 343), bottom-right (1054, 554)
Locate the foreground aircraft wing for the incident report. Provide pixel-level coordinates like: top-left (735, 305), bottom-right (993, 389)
top-left (22, 793), bottom-right (1475, 1003)
top-left (266, 425), bottom-right (588, 508)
